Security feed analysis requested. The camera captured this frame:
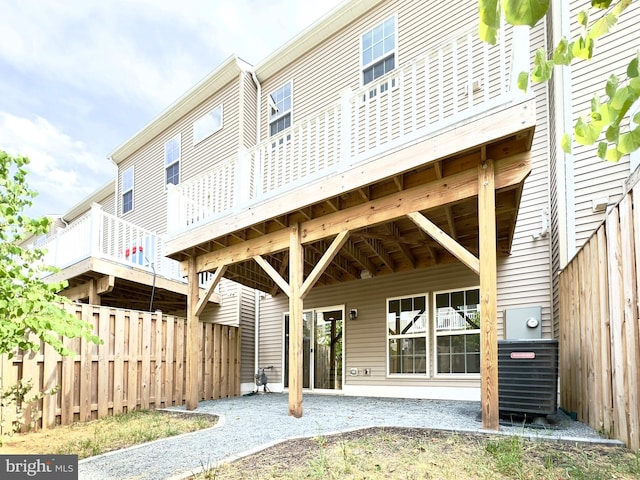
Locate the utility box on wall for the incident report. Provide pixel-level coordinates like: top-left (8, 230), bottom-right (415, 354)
top-left (504, 306), bottom-right (542, 339)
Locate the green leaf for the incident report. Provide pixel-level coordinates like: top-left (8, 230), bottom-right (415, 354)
top-left (611, 0), bottom-right (632, 16)
top-left (552, 37), bottom-right (573, 65)
top-left (633, 110), bottom-right (640, 125)
top-left (577, 10), bottom-right (589, 28)
top-left (517, 71), bottom-right (529, 91)
top-left (561, 133), bottom-right (573, 153)
top-left (629, 55), bottom-right (640, 78)
top-left (589, 12), bottom-right (618, 39)
top-left (531, 48), bottom-right (553, 83)
top-left (572, 35), bottom-right (594, 60)
top-left (575, 116), bottom-right (603, 145)
top-left (502, 0), bottom-right (550, 27)
top-left (605, 74), bottom-right (619, 99)
top-left (591, 0), bottom-right (612, 8)
top-left (605, 147), bottom-right (624, 162)
top-left (617, 125), bottom-right (640, 154)
top-left (597, 141), bottom-right (608, 159)
top-left (479, 0), bottom-right (501, 44)
top-left (605, 125), bottom-right (619, 142)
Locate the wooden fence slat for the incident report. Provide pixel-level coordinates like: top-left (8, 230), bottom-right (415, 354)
top-left (229, 327), bottom-right (237, 397)
top-left (597, 227), bottom-right (613, 438)
top-left (220, 326), bottom-right (229, 398)
top-left (587, 236), bottom-right (603, 433)
top-left (113, 309), bottom-right (125, 415)
top-left (41, 340), bottom-right (58, 430)
top-left (141, 312), bottom-right (152, 409)
top-left (154, 313), bottom-right (163, 408)
top-left (97, 307), bottom-right (110, 418)
top-left (213, 324), bottom-right (222, 399)
top-left (127, 310), bottom-right (140, 412)
top-left (605, 207), bottom-right (629, 445)
top-left (79, 305), bottom-right (93, 422)
top-left (236, 327), bottom-right (242, 397)
top-left (0, 353), bottom-right (19, 435)
top-left (174, 319), bottom-right (184, 405)
top-left (165, 317), bottom-right (175, 406)
top-left (204, 323), bottom-right (213, 400)
top-left (619, 195), bottom-right (639, 450)
top-left (60, 335), bottom-right (75, 425)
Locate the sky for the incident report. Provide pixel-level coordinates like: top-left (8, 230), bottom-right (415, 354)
top-left (0, 0), bottom-right (344, 218)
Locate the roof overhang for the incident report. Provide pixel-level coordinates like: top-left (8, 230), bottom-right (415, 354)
top-left (254, 0), bottom-right (385, 81)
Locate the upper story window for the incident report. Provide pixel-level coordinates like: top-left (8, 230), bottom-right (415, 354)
top-left (269, 81), bottom-right (292, 136)
top-left (121, 166), bottom-right (134, 214)
top-left (165, 134), bottom-right (180, 186)
top-left (361, 16), bottom-right (396, 85)
top-left (387, 293), bottom-right (428, 375)
top-left (193, 105), bottom-right (223, 145)
top-left (434, 287), bottom-right (480, 375)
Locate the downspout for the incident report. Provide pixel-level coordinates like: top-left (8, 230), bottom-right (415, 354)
top-left (250, 71), bottom-right (262, 144)
top-left (109, 156), bottom-right (119, 217)
top-left (250, 70), bottom-right (262, 378)
top-left (254, 290), bottom-right (260, 379)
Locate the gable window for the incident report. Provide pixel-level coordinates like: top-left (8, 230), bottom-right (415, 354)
top-left (165, 134), bottom-right (180, 185)
top-left (121, 166), bottom-right (134, 214)
top-left (361, 16), bottom-right (396, 85)
top-left (193, 105), bottom-right (223, 145)
top-left (269, 81), bottom-right (292, 136)
top-left (387, 293), bottom-right (428, 375)
top-left (434, 288), bottom-right (481, 375)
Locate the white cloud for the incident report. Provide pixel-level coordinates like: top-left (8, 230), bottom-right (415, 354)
top-left (0, 112), bottom-right (115, 215)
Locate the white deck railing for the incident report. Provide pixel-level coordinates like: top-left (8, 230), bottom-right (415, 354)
top-left (167, 25), bottom-right (529, 233)
top-left (39, 204), bottom-right (225, 288)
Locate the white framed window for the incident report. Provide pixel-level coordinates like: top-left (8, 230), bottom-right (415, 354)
top-left (193, 105), bottom-right (223, 145)
top-left (269, 81), bottom-right (292, 137)
top-left (361, 15), bottom-right (396, 85)
top-left (121, 166), bottom-right (134, 214)
top-left (387, 293), bottom-right (428, 375)
top-left (434, 287), bottom-right (481, 375)
top-left (165, 134), bottom-right (180, 185)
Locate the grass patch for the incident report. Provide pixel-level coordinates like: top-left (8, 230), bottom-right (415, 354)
top-left (198, 427), bottom-right (640, 480)
top-left (1, 409), bottom-right (216, 460)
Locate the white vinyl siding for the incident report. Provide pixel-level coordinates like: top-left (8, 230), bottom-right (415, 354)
top-left (115, 79), bottom-right (241, 235)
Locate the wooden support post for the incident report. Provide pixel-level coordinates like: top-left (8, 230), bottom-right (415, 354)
top-left (186, 257), bottom-right (200, 410)
top-left (478, 158), bottom-right (499, 431)
top-left (288, 224), bottom-right (304, 418)
top-left (88, 279), bottom-right (100, 305)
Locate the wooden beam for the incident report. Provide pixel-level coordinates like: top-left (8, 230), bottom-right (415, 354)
top-left (478, 158), bottom-right (499, 430)
top-left (185, 257), bottom-right (200, 410)
top-left (362, 237), bottom-right (394, 272)
top-left (407, 212), bottom-right (480, 275)
top-left (289, 224), bottom-right (304, 418)
top-left (96, 275), bottom-right (115, 295)
top-left (254, 255), bottom-right (291, 297)
top-left (301, 231), bottom-right (350, 298)
top-left (343, 240), bottom-right (377, 276)
top-left (60, 282), bottom-right (91, 302)
top-left (271, 253), bottom-right (289, 296)
top-left (195, 265), bottom-right (228, 316)
top-left (191, 152), bottom-right (531, 273)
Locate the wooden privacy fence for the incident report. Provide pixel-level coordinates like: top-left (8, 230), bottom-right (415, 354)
top-left (559, 181), bottom-right (639, 451)
top-left (0, 304), bottom-right (240, 435)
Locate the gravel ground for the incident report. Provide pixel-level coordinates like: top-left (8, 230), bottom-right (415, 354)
top-left (78, 393), bottom-right (618, 480)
